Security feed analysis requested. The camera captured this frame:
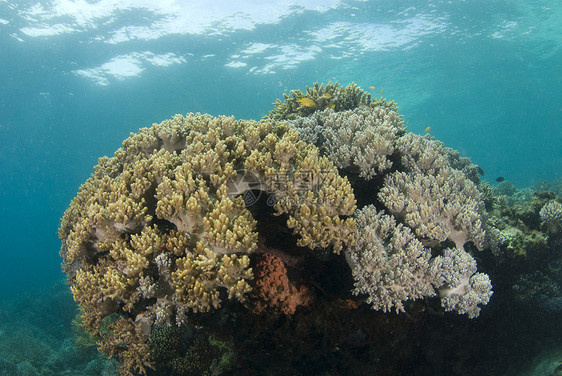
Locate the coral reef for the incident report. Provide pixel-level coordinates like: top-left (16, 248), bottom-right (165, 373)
top-left (484, 185), bottom-right (559, 259)
top-left (72, 311), bottom-right (98, 349)
top-left (482, 179), bottom-right (562, 313)
top-left (148, 324), bottom-right (234, 376)
top-left (345, 205), bottom-right (436, 313)
top-left (430, 248), bottom-right (493, 319)
top-left (59, 113), bottom-right (356, 375)
top-left (60, 82), bottom-right (496, 375)
top-left (513, 258), bottom-right (562, 312)
top-left (378, 133), bottom-right (485, 250)
top-left (0, 282), bottom-right (120, 376)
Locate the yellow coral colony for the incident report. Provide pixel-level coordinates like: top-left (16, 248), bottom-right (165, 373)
top-left (59, 113), bottom-right (356, 376)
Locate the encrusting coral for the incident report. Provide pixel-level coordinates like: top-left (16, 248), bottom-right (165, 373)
top-left (59, 113), bottom-right (356, 375)
top-left (60, 81), bottom-right (494, 375)
top-left (251, 252), bottom-right (313, 314)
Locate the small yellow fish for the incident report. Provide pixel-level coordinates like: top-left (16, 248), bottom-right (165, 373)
top-left (380, 89), bottom-right (384, 95)
top-left (297, 98), bottom-right (316, 108)
top-left (424, 126), bottom-right (431, 133)
top-left (368, 86), bottom-right (376, 90)
top-left (322, 93), bottom-right (332, 99)
top-left (326, 103), bottom-right (336, 110)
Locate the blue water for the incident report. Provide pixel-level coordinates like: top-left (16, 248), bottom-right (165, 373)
top-left (1, 0), bottom-right (561, 297)
top-left (0, 1), bottom-right (560, 373)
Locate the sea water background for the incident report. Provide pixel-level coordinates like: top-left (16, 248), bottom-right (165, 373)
top-left (0, 1), bottom-right (560, 303)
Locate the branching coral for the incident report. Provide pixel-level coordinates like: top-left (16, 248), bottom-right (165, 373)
top-left (268, 81), bottom-right (397, 120)
top-left (61, 81), bottom-right (497, 374)
top-left (275, 83), bottom-right (490, 317)
top-left (59, 112), bottom-right (356, 375)
top-left (395, 133), bottom-right (449, 175)
top-left (290, 105), bottom-right (405, 179)
top-left (375, 132), bottom-right (486, 251)
top-left (346, 206), bottom-right (492, 318)
top-left (430, 248), bottom-right (493, 319)
top-left (379, 168), bottom-right (485, 250)
top-left (345, 205), bottom-right (436, 313)
top-left (540, 199), bottom-right (562, 234)
top-left (97, 317), bottom-right (154, 376)
top-left (355, 132), bottom-right (487, 316)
